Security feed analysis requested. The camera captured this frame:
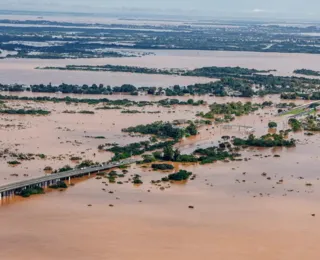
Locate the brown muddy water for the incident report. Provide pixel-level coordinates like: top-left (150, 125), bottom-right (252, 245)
top-left (0, 94), bottom-right (319, 260)
top-left (1, 49), bottom-right (320, 86)
top-left (0, 59), bottom-right (213, 86)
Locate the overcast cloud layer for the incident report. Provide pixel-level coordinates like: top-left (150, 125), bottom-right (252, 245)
top-left (1, 0), bottom-right (319, 20)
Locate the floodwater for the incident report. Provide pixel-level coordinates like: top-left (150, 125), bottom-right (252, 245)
top-left (0, 94), bottom-right (319, 260)
top-left (0, 59), bottom-right (213, 86)
top-left (0, 96), bottom-right (209, 185)
top-left (0, 98), bottom-right (319, 259)
top-left (0, 93), bottom-right (313, 184)
top-left (101, 49), bottom-right (320, 77)
top-left (0, 17), bottom-right (319, 256)
top-left (1, 49), bottom-right (320, 87)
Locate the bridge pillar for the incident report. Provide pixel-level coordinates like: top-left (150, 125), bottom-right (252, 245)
top-left (0, 192), bottom-right (2, 201)
top-left (68, 177), bottom-right (71, 184)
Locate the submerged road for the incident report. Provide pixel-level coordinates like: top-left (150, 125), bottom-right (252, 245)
top-left (0, 158), bottom-right (138, 199)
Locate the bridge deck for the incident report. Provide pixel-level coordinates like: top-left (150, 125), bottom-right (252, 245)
top-left (0, 159), bottom-right (137, 194)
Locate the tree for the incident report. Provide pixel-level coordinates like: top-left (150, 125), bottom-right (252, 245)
top-left (163, 145), bottom-right (174, 161)
top-left (288, 118), bottom-right (302, 132)
top-left (152, 151), bottom-right (163, 160)
top-left (268, 122), bottom-right (278, 128)
top-left (187, 99), bottom-right (194, 105)
top-left (173, 149), bottom-right (181, 161)
top-left (186, 123), bottom-right (197, 136)
top-left (142, 154), bottom-right (155, 163)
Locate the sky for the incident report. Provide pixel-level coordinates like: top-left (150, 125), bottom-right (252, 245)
top-left (1, 0), bottom-right (320, 20)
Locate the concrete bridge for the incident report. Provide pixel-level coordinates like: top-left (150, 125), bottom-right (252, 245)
top-left (0, 158), bottom-right (138, 200)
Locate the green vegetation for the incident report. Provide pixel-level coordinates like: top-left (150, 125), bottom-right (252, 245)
top-left (276, 102), bottom-right (296, 113)
top-left (42, 64), bottom-right (273, 79)
top-left (76, 160), bottom-right (96, 169)
top-left (78, 110), bottom-right (95, 114)
top-left (18, 186), bottom-right (44, 198)
top-left (288, 118), bottom-right (303, 132)
top-left (151, 144), bottom-right (233, 165)
top-left (56, 165), bottom-right (73, 173)
top-left (132, 174), bottom-right (143, 184)
top-left (199, 102), bottom-right (258, 120)
top-left (70, 156), bottom-right (82, 161)
top-left (162, 170), bottom-right (193, 182)
top-left (184, 66), bottom-right (275, 78)
top-left (268, 121), bottom-right (278, 128)
top-left (151, 164), bottom-right (174, 170)
top-left (193, 147), bottom-right (235, 164)
top-left (294, 69), bottom-right (320, 77)
top-left (37, 154), bottom-right (46, 159)
top-left (139, 154), bottom-right (156, 163)
top-left (96, 106), bottom-right (122, 110)
top-left (84, 136), bottom-right (106, 139)
top-left (123, 121), bottom-right (198, 139)
top-left (106, 171), bottom-right (118, 183)
top-left (233, 133), bottom-right (296, 147)
top-left (0, 94), bottom-right (147, 106)
top-left (102, 170), bottom-right (127, 183)
top-left (107, 140), bottom-right (177, 161)
top-left (280, 93), bottom-right (298, 100)
top-left (2, 69), bottom-right (320, 99)
top-left (1, 80), bottom-right (320, 103)
top-left (176, 154), bottom-right (199, 163)
top-left (121, 110), bottom-right (141, 114)
top-left (49, 181), bottom-right (68, 189)
top-left (281, 92), bottom-right (320, 100)
top-left (158, 99), bottom-right (205, 106)
top-left (7, 160), bottom-right (21, 165)
top-left (0, 109), bottom-right (50, 115)
top-left (301, 115), bottom-right (320, 131)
